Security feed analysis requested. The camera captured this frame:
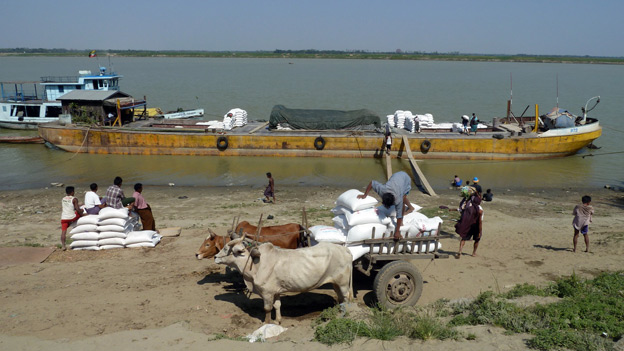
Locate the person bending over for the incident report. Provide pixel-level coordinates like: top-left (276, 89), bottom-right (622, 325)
top-left (358, 171), bottom-right (415, 240)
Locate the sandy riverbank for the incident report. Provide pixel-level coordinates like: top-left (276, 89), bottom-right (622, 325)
top-left (0, 184), bottom-right (622, 350)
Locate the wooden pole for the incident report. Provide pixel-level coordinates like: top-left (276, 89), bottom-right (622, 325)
top-left (533, 104), bottom-right (539, 133)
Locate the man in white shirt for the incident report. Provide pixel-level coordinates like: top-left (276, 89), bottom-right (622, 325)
top-left (84, 183), bottom-right (106, 215)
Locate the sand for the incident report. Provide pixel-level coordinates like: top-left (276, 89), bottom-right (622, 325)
top-left (0, 184), bottom-right (622, 351)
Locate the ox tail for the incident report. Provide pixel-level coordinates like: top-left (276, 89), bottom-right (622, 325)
top-left (348, 265), bottom-right (354, 302)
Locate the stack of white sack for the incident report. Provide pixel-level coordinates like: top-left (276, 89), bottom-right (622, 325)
top-left (309, 189), bottom-right (441, 261)
top-left (404, 115), bottom-right (419, 133)
top-left (415, 113), bottom-right (434, 128)
top-left (125, 230), bottom-right (162, 248)
top-left (223, 108), bottom-right (248, 130)
top-left (69, 216), bottom-right (101, 250)
top-left (69, 207), bottom-right (140, 250)
top-left (96, 207), bottom-right (137, 250)
top-left (393, 110), bottom-right (406, 129)
top-left (386, 115), bottom-right (395, 128)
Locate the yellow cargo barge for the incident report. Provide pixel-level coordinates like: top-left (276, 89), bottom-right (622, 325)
top-left (38, 115), bottom-right (601, 161)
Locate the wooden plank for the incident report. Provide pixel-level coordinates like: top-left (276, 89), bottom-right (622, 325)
top-left (248, 121), bottom-right (269, 134)
top-left (402, 135), bottom-right (437, 197)
top-left (384, 152), bottom-right (392, 180)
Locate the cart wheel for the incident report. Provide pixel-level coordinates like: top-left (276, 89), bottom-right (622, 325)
top-left (373, 260), bottom-right (423, 308)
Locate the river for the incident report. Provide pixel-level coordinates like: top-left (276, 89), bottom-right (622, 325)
top-left (1, 56), bottom-right (622, 191)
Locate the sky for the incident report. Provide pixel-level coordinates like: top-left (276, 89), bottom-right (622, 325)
top-left (2, 0), bottom-right (623, 57)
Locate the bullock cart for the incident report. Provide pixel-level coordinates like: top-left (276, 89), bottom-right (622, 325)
top-left (351, 223), bottom-right (449, 309)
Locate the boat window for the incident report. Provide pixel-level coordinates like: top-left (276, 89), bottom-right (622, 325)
top-left (58, 86), bottom-right (64, 93)
top-left (26, 105), bottom-right (41, 117)
top-left (94, 80), bottom-right (99, 89)
top-left (2, 106), bottom-right (5, 112)
top-left (45, 106), bottom-right (62, 117)
top-left (76, 85), bottom-right (82, 90)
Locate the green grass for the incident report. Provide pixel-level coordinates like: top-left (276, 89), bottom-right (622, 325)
top-left (314, 272), bottom-right (624, 349)
top-left (448, 271), bottom-right (624, 350)
top-left (23, 242), bottom-right (45, 247)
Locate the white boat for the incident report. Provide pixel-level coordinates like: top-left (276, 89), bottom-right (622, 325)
top-left (161, 108), bottom-right (205, 119)
top-left (0, 67), bottom-right (122, 129)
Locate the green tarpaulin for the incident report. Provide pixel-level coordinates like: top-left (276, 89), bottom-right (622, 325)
top-left (269, 105), bottom-right (381, 130)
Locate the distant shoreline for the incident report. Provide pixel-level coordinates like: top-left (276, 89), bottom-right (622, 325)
top-left (1, 50), bottom-right (623, 65)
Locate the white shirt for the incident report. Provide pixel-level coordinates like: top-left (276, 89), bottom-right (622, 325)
top-left (84, 191), bottom-right (101, 209)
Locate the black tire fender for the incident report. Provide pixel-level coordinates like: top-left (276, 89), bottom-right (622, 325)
top-left (216, 136), bottom-right (228, 151)
top-left (420, 140), bottom-right (431, 153)
top-left (373, 260), bottom-right (423, 309)
top-left (314, 136), bottom-right (325, 150)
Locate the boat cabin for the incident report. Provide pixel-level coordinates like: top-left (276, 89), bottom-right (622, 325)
top-left (58, 90), bottom-right (145, 125)
top-left (41, 67), bottom-right (121, 101)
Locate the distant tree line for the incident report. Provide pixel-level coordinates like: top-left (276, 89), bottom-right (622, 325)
top-left (0, 48), bottom-right (622, 64)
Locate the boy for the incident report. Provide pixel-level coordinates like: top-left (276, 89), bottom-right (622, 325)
top-left (60, 186), bottom-right (84, 250)
top-left (572, 195), bottom-right (594, 252)
top-left (264, 172), bottom-right (275, 203)
top-left (84, 183), bottom-right (106, 215)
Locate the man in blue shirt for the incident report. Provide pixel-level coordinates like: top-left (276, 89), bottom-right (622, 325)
top-left (358, 171), bottom-right (415, 240)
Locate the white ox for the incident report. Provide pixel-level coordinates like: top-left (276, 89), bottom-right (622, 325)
top-left (214, 237), bottom-right (353, 324)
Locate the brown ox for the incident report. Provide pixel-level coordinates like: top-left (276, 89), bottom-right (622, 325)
top-left (195, 222), bottom-right (305, 260)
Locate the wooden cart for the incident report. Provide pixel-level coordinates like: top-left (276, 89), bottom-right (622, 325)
top-left (351, 223), bottom-right (449, 308)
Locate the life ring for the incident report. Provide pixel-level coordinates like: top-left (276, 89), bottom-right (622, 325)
top-left (314, 136), bottom-right (325, 150)
top-left (216, 136), bottom-right (228, 151)
top-left (420, 140), bottom-right (431, 153)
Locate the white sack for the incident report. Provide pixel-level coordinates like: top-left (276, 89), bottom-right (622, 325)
top-left (98, 207), bottom-right (129, 220)
top-left (77, 215), bottom-right (100, 225)
top-left (72, 246), bottom-right (101, 251)
top-left (309, 225), bottom-right (347, 243)
top-left (98, 231), bottom-right (128, 239)
top-left (332, 215), bottom-right (349, 229)
top-left (124, 231), bottom-right (160, 245)
top-left (98, 237), bottom-right (125, 246)
top-left (69, 224), bottom-right (98, 234)
top-left (99, 244), bottom-right (124, 250)
top-left (346, 223), bottom-right (388, 242)
top-left (98, 218), bottom-right (128, 227)
top-left (97, 224), bottom-right (131, 233)
top-left (70, 231), bottom-right (99, 241)
top-left (335, 189), bottom-right (378, 212)
top-left (69, 240), bottom-right (99, 248)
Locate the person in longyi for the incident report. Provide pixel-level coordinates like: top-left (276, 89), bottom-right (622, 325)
top-left (132, 183), bottom-right (156, 231)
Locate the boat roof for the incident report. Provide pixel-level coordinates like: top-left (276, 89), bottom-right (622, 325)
top-left (57, 90), bottom-right (131, 101)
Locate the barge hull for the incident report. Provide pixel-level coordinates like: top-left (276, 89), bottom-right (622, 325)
top-left (38, 124), bottom-right (602, 161)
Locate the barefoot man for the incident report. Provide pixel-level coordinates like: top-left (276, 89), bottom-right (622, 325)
top-left (358, 171), bottom-right (415, 240)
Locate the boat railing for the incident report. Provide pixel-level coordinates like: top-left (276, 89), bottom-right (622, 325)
top-left (40, 76), bottom-right (79, 83)
top-left (0, 82), bottom-right (45, 101)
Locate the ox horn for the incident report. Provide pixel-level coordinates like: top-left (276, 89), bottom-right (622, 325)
top-left (250, 247), bottom-right (261, 258)
top-left (207, 228), bottom-right (217, 238)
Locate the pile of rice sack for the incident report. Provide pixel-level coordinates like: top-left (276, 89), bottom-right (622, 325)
top-left (309, 189), bottom-right (443, 261)
top-left (69, 207), bottom-right (161, 250)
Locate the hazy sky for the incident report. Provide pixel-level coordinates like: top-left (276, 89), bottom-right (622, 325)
top-left (3, 0), bottom-right (623, 57)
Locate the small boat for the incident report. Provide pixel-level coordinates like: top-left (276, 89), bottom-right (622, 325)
top-left (38, 98), bottom-right (602, 161)
top-left (160, 108), bottom-right (205, 119)
top-left (0, 135), bottom-right (45, 144)
top-left (0, 67), bottom-right (122, 130)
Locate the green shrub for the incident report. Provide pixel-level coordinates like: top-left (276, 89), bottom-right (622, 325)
top-left (314, 318), bottom-right (368, 345)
